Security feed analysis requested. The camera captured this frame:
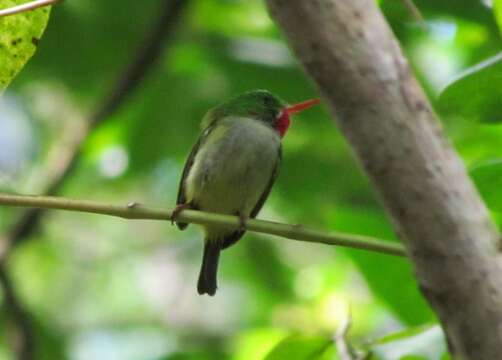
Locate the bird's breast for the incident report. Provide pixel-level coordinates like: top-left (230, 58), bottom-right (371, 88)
top-left (186, 117), bottom-right (280, 216)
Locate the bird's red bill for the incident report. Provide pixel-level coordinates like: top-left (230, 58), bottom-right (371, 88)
top-left (276, 98), bottom-right (320, 138)
top-left (285, 98), bottom-right (320, 115)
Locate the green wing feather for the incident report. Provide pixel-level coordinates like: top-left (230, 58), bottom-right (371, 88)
top-left (176, 116), bottom-right (217, 230)
top-left (250, 146), bottom-right (282, 219)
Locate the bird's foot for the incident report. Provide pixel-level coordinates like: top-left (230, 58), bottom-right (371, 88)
top-left (171, 203), bottom-right (191, 225)
top-left (237, 212), bottom-right (248, 232)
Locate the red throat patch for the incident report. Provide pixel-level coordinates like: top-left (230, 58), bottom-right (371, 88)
top-left (275, 98), bottom-right (320, 138)
top-left (276, 111), bottom-right (291, 138)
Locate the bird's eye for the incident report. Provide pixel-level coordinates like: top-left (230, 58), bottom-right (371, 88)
top-left (263, 96), bottom-right (273, 106)
top-left (275, 110), bottom-right (283, 119)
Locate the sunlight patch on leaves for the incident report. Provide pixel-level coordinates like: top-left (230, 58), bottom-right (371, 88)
top-left (264, 335), bottom-right (333, 360)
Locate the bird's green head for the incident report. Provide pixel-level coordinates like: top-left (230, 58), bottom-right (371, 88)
top-left (211, 90), bottom-right (319, 137)
top-left (213, 90), bottom-right (286, 122)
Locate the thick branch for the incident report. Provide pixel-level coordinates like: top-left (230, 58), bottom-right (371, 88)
top-left (0, 193), bottom-right (405, 257)
top-left (266, 0), bottom-right (502, 358)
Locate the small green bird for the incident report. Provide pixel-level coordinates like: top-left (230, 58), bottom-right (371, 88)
top-left (174, 90), bottom-right (319, 296)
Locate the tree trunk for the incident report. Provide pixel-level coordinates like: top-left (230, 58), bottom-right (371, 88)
top-left (265, 0), bottom-right (502, 358)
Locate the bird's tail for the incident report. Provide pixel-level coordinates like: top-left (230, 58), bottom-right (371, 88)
top-left (197, 241), bottom-right (221, 296)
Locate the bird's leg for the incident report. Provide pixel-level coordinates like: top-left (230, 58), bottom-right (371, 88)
top-left (171, 202), bottom-right (191, 225)
top-left (237, 211), bottom-right (248, 232)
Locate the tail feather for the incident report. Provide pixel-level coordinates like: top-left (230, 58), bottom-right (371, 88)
top-left (197, 241), bottom-right (221, 296)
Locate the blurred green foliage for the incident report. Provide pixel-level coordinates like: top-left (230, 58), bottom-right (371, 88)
top-left (1, 0), bottom-right (501, 359)
top-left (264, 335), bottom-right (332, 360)
top-left (439, 53), bottom-right (502, 123)
top-left (262, 323), bottom-right (449, 360)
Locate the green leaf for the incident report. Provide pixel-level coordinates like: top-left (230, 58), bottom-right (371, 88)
top-left (495, 0), bottom-right (502, 34)
top-left (368, 324), bottom-right (449, 360)
top-left (438, 52), bottom-right (502, 123)
top-left (264, 335), bottom-right (333, 360)
top-left (470, 159), bottom-right (502, 212)
top-left (0, 0), bottom-right (51, 92)
top-left (232, 328), bottom-right (288, 360)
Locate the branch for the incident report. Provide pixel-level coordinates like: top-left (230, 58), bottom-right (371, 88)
top-left (266, 0), bottom-right (502, 358)
top-left (0, 0), bottom-right (60, 17)
top-left (0, 193), bottom-right (406, 257)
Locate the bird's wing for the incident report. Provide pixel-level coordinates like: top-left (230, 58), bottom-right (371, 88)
top-left (175, 123), bottom-right (215, 230)
top-left (250, 145), bottom-right (282, 219)
top-left (221, 145), bottom-right (282, 249)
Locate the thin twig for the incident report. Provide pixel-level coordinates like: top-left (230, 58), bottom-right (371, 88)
top-left (335, 308), bottom-right (353, 360)
top-left (0, 0), bottom-right (60, 17)
top-left (334, 307), bottom-right (365, 360)
top-left (0, 193), bottom-right (406, 257)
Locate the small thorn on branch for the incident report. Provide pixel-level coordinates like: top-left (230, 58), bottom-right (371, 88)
top-left (127, 202), bottom-right (139, 209)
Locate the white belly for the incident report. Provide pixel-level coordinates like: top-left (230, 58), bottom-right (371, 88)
top-left (186, 116), bottom-right (280, 217)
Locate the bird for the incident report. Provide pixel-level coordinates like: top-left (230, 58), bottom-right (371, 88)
top-left (173, 90), bottom-right (319, 296)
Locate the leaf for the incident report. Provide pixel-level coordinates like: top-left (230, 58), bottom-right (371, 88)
top-left (367, 324), bottom-right (449, 360)
top-left (495, 0), bottom-right (502, 35)
top-left (0, 0), bottom-right (51, 92)
top-left (438, 52), bottom-right (502, 123)
top-left (264, 335), bottom-right (333, 360)
top-left (470, 159), bottom-right (502, 212)
top-left (232, 328), bottom-right (288, 360)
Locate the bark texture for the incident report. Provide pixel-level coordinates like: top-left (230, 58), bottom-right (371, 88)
top-left (266, 0), bottom-right (502, 358)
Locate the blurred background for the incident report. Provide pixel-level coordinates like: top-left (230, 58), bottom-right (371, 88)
top-left (1, 0), bottom-right (501, 359)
